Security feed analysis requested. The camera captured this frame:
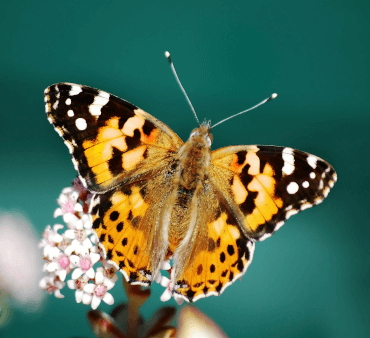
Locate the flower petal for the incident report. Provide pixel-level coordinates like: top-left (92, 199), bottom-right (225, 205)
top-left (74, 203), bottom-right (83, 213)
top-left (58, 270), bottom-right (67, 281)
top-left (53, 208), bottom-right (63, 218)
top-left (67, 280), bottom-right (76, 289)
top-left (64, 229), bottom-right (76, 239)
top-left (86, 268), bottom-right (95, 279)
top-left (82, 293), bottom-right (93, 305)
top-left (54, 290), bottom-right (64, 299)
top-left (95, 271), bottom-right (104, 285)
top-left (82, 238), bottom-right (92, 249)
top-left (75, 289), bottom-right (84, 303)
top-left (104, 278), bottom-right (115, 291)
top-left (90, 252), bottom-right (101, 265)
top-left (46, 262), bottom-right (59, 272)
top-left (160, 289), bottom-right (172, 302)
top-left (84, 284), bottom-right (95, 293)
top-left (72, 268), bottom-right (83, 280)
top-left (91, 295), bottom-right (102, 310)
top-left (102, 292), bottom-right (114, 305)
top-left (70, 255), bottom-right (80, 265)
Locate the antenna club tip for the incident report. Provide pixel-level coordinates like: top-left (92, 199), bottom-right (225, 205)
top-left (165, 51), bottom-right (170, 58)
top-left (271, 93), bottom-right (278, 99)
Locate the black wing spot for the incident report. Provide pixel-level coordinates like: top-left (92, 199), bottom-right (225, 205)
top-left (216, 237), bottom-right (221, 247)
top-left (210, 264), bottom-right (216, 273)
top-left (107, 249), bottom-right (113, 260)
top-left (116, 222), bottom-right (124, 232)
top-left (92, 218), bottom-right (101, 229)
top-left (125, 129), bottom-right (142, 149)
top-left (119, 260), bottom-right (125, 268)
top-left (216, 283), bottom-right (223, 293)
top-left (122, 237), bottom-right (128, 246)
top-left (186, 289), bottom-right (196, 301)
top-left (99, 234), bottom-right (106, 242)
top-left (108, 235), bottom-right (114, 244)
top-left (110, 211), bottom-right (119, 221)
top-left (220, 252), bottom-right (226, 263)
top-left (229, 271), bottom-right (234, 281)
top-left (227, 245), bottom-right (235, 256)
top-left (133, 245), bottom-right (139, 255)
top-left (142, 120), bottom-right (155, 136)
top-left (108, 147), bottom-right (124, 177)
top-left (197, 264), bottom-right (203, 275)
top-left (236, 151), bottom-right (247, 165)
top-left (221, 269), bottom-right (228, 277)
top-left (116, 251), bottom-right (123, 257)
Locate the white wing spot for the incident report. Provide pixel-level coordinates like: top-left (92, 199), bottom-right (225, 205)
top-left (285, 208), bottom-right (299, 220)
top-left (302, 181), bottom-right (309, 188)
top-left (310, 172), bottom-right (316, 179)
top-left (307, 156), bottom-right (317, 169)
top-left (89, 92), bottom-right (110, 116)
top-left (45, 103), bottom-right (50, 113)
top-left (300, 202), bottom-right (313, 210)
top-left (69, 85), bottom-right (82, 96)
top-left (287, 181), bottom-right (299, 194)
top-left (67, 110), bottom-right (74, 117)
top-left (319, 180), bottom-right (324, 189)
top-left (65, 98), bottom-right (72, 105)
top-left (75, 118), bottom-right (87, 130)
top-left (52, 100), bottom-right (59, 110)
top-left (282, 148), bottom-right (295, 175)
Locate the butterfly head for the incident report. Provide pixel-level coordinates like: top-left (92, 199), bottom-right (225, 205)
top-left (189, 121), bottom-right (213, 148)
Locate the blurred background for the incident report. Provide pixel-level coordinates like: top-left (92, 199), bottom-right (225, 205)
top-left (1, 0), bottom-right (369, 337)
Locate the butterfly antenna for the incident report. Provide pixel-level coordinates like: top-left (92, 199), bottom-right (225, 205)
top-left (211, 93), bottom-right (278, 129)
top-left (165, 51), bottom-right (200, 126)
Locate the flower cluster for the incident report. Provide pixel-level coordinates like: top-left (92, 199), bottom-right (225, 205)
top-left (39, 178), bottom-right (118, 309)
top-left (39, 178), bottom-right (184, 309)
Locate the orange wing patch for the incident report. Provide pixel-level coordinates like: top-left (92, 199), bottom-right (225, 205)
top-left (174, 208), bottom-right (255, 302)
top-left (90, 184), bottom-right (154, 285)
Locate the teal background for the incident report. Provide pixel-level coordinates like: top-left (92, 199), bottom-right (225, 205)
top-left (1, 0), bottom-right (369, 337)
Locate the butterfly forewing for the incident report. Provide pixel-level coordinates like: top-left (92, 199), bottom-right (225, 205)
top-left (210, 145), bottom-right (337, 241)
top-left (45, 83), bottom-right (183, 192)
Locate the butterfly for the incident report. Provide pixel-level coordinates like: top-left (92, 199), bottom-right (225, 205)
top-left (45, 77), bottom-right (336, 303)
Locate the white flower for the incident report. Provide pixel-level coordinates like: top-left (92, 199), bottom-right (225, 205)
top-left (39, 224), bottom-right (64, 260)
top-left (44, 252), bottom-right (74, 281)
top-left (70, 253), bottom-right (100, 280)
top-left (155, 259), bottom-right (183, 305)
top-left (54, 187), bottom-right (83, 224)
top-left (64, 215), bottom-right (93, 256)
top-left (67, 275), bottom-right (90, 303)
top-left (39, 275), bottom-right (65, 299)
top-left (83, 269), bottom-right (116, 309)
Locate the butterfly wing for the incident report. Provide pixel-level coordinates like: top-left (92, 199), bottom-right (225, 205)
top-left (210, 145), bottom-right (337, 241)
top-left (45, 83), bottom-right (183, 192)
top-left (90, 163), bottom-right (176, 285)
top-left (171, 180), bottom-right (255, 302)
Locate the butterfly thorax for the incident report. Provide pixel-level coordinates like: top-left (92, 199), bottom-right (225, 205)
top-left (176, 124), bottom-right (212, 189)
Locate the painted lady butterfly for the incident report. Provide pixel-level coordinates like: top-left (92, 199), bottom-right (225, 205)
top-left (45, 61), bottom-right (336, 303)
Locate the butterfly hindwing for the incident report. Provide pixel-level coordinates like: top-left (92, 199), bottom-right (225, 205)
top-left (171, 181), bottom-right (255, 302)
top-left (45, 83), bottom-right (183, 192)
top-left (90, 164), bottom-right (175, 285)
top-left (210, 145), bottom-right (337, 241)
